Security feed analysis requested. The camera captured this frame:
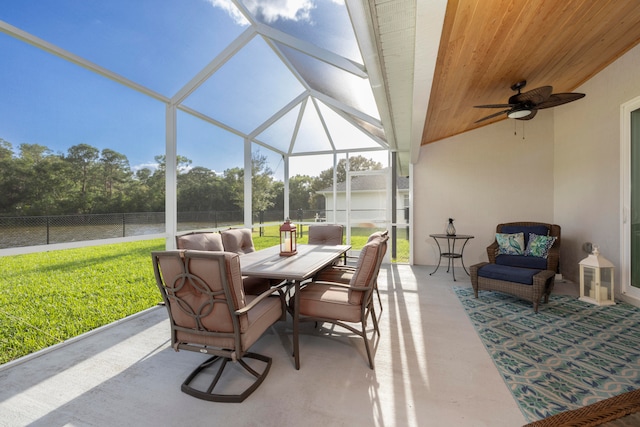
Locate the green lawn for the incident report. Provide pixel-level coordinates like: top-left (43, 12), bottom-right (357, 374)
top-left (0, 227), bottom-right (408, 365)
top-left (0, 239), bottom-right (165, 365)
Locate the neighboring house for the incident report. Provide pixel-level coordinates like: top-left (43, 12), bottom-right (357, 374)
top-left (316, 172), bottom-right (409, 225)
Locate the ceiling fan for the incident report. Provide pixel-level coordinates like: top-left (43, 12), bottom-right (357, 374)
top-left (474, 81), bottom-right (585, 123)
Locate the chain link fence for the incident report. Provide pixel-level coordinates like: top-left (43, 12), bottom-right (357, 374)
top-left (0, 211), bottom-right (247, 249)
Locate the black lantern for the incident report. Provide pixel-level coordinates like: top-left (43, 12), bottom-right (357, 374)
top-left (280, 218), bottom-right (297, 256)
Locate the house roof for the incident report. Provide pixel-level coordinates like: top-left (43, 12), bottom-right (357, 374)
top-left (317, 174), bottom-right (408, 194)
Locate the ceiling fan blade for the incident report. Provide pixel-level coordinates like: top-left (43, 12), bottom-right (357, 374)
top-left (474, 103), bottom-right (514, 109)
top-left (509, 86), bottom-right (553, 104)
top-left (515, 109), bottom-right (538, 120)
top-left (535, 92), bottom-right (586, 109)
top-left (475, 109), bottom-right (512, 123)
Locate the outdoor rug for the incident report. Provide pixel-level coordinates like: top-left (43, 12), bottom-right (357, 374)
top-left (454, 287), bottom-right (640, 423)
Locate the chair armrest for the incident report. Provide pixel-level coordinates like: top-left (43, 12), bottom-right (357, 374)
top-left (236, 287), bottom-right (284, 315)
top-left (312, 280), bottom-right (369, 292)
top-left (487, 241), bottom-right (499, 263)
top-left (546, 246), bottom-right (560, 272)
top-left (327, 265), bottom-right (356, 272)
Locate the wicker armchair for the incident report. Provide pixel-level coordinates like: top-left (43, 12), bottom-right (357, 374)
top-left (471, 222), bottom-right (560, 312)
top-left (486, 222), bottom-right (561, 272)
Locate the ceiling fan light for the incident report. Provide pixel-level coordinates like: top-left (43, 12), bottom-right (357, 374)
top-left (507, 109), bottom-right (532, 119)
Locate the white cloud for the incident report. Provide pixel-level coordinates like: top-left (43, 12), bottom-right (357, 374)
top-left (206, 0), bottom-right (250, 26)
top-left (206, 0), bottom-right (315, 25)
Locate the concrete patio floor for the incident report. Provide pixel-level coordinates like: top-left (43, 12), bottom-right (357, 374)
top-left (1, 264), bottom-right (576, 427)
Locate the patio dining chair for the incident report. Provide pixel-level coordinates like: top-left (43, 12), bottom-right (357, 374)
top-left (313, 230), bottom-right (388, 314)
top-left (220, 228), bottom-right (257, 255)
top-left (307, 224), bottom-right (344, 245)
top-left (295, 232), bottom-right (388, 369)
top-left (176, 231), bottom-right (224, 251)
top-left (152, 250), bottom-right (285, 402)
top-left (308, 223), bottom-right (345, 265)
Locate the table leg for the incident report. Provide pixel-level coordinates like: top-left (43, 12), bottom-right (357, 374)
top-left (460, 238), bottom-right (471, 276)
top-left (293, 280), bottom-right (300, 370)
top-left (447, 238), bottom-right (456, 282)
top-left (429, 237), bottom-right (443, 276)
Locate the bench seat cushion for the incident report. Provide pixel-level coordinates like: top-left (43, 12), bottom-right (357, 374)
top-left (495, 254), bottom-right (547, 269)
top-left (477, 264), bottom-right (541, 285)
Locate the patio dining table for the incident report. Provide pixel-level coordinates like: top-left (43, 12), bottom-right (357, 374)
top-left (240, 244), bottom-right (351, 370)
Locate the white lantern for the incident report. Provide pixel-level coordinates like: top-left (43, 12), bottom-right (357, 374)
top-left (579, 245), bottom-right (615, 306)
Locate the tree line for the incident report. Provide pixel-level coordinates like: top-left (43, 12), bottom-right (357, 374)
top-left (0, 138), bottom-right (382, 217)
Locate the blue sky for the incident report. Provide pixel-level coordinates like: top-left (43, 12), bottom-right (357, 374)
top-left (0, 0), bottom-right (386, 179)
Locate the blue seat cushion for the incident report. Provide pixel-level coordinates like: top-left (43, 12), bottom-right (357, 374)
top-left (501, 225), bottom-right (550, 245)
top-left (495, 254), bottom-right (548, 269)
top-left (478, 264), bottom-right (542, 285)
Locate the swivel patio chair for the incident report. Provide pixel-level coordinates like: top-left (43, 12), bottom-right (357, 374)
top-left (296, 233), bottom-right (388, 369)
top-left (152, 250), bottom-right (285, 402)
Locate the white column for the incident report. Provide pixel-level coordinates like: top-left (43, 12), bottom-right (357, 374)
top-left (244, 139), bottom-right (252, 228)
top-left (165, 104), bottom-right (177, 249)
top-left (284, 155), bottom-right (290, 220)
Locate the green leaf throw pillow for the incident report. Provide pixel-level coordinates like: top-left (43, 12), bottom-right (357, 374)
top-left (524, 233), bottom-right (557, 258)
top-left (496, 232), bottom-right (525, 255)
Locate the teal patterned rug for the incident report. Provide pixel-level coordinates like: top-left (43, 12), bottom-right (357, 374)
top-left (454, 287), bottom-right (640, 422)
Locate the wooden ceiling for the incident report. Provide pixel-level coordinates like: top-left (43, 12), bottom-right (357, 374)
top-left (421, 0), bottom-right (640, 145)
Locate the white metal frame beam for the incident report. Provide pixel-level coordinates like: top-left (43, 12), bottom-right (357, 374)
top-left (255, 23), bottom-right (367, 78)
top-left (171, 26), bottom-right (257, 104)
top-left (345, 1), bottom-right (396, 151)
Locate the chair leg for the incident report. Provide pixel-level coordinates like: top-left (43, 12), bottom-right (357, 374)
top-left (374, 281), bottom-right (383, 316)
top-left (361, 322), bottom-right (375, 370)
top-left (369, 304), bottom-right (381, 336)
top-left (181, 352), bottom-right (272, 403)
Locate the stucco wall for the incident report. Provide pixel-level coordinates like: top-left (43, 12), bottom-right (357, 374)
top-left (413, 42), bottom-right (640, 289)
top-left (554, 42), bottom-right (640, 286)
top-left (413, 112), bottom-right (555, 268)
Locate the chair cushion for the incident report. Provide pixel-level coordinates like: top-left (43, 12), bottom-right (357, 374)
top-left (314, 265), bottom-right (355, 284)
top-left (170, 251), bottom-right (281, 351)
top-left (495, 254), bottom-right (548, 269)
top-left (367, 230), bottom-right (389, 243)
top-left (177, 295), bottom-right (282, 351)
top-left (176, 232), bottom-right (223, 251)
top-left (496, 232), bottom-right (525, 255)
top-left (524, 233), bottom-right (557, 258)
top-left (221, 228), bottom-right (256, 254)
top-left (348, 238), bottom-right (382, 304)
top-left (478, 264), bottom-right (541, 285)
top-left (308, 225), bottom-right (343, 245)
top-left (298, 283), bottom-right (361, 323)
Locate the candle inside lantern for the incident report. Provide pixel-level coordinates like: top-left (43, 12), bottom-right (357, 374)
top-left (284, 237), bottom-right (291, 252)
